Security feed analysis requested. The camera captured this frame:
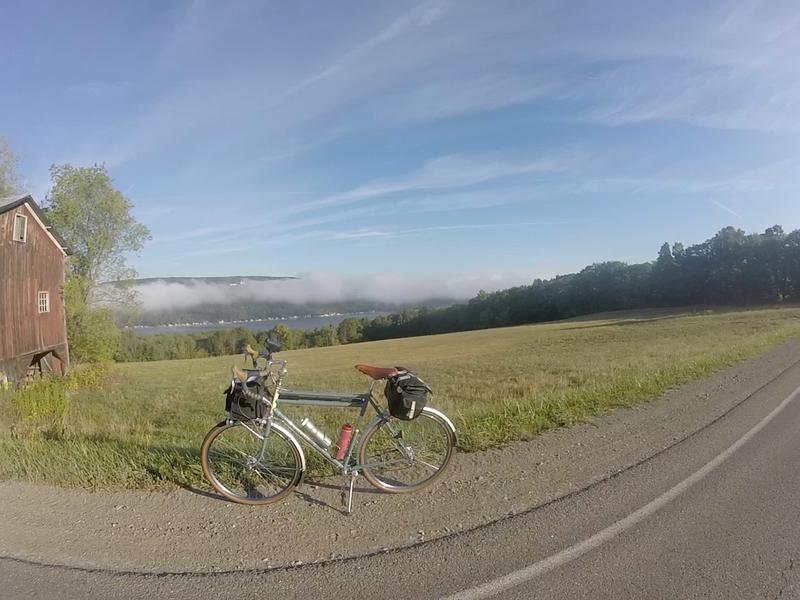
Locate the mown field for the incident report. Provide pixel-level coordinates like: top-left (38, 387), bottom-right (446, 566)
top-left (2, 306), bottom-right (800, 489)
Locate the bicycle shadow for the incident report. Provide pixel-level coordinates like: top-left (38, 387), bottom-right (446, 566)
top-left (179, 484), bottom-right (231, 503)
top-left (297, 476), bottom-right (390, 515)
top-left (303, 477), bottom-right (384, 495)
top-left (180, 482), bottom-right (347, 513)
top-left (293, 489), bottom-right (348, 515)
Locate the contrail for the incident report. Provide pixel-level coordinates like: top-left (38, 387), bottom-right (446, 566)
top-left (709, 199), bottom-right (742, 220)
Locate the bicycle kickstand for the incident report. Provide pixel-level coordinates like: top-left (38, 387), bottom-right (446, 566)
top-left (340, 470), bottom-right (359, 515)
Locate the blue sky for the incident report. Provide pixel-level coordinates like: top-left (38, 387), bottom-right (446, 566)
top-left (3, 0), bottom-right (800, 293)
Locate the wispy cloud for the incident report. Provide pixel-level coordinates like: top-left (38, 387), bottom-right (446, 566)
top-left (284, 0), bottom-right (451, 97)
top-left (71, 0), bottom-right (800, 173)
top-left (181, 244), bottom-right (251, 257)
top-left (146, 147), bottom-right (798, 252)
top-left (300, 154), bottom-right (565, 211)
top-left (146, 151), bottom-right (570, 245)
top-left (62, 80), bottom-right (133, 100)
top-left (332, 221), bottom-right (572, 240)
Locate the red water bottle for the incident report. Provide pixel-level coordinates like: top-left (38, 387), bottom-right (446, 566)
top-left (335, 424), bottom-right (354, 460)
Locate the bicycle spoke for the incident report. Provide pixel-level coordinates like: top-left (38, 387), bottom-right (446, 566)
top-left (412, 459), bottom-right (441, 471)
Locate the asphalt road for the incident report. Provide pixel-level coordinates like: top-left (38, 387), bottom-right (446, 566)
top-left (3, 357), bottom-right (800, 599)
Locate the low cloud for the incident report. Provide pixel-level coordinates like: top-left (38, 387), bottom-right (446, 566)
top-left (132, 271), bottom-right (533, 312)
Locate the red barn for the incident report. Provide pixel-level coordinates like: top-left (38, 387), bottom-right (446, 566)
top-left (0, 194), bottom-right (70, 382)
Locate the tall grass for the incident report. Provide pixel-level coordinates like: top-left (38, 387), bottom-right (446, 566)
top-left (1, 306), bottom-right (799, 489)
top-left (0, 365), bottom-right (105, 438)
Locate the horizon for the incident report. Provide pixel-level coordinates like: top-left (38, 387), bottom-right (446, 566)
top-left (3, 1), bottom-right (800, 289)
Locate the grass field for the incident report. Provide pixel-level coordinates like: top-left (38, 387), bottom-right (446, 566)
top-left (2, 306), bottom-right (800, 489)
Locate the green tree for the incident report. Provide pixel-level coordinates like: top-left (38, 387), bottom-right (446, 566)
top-left (758, 226), bottom-right (789, 300)
top-left (63, 278), bottom-right (121, 362)
top-left (47, 164), bottom-right (151, 305)
top-left (0, 137), bottom-right (21, 197)
top-left (337, 318), bottom-right (365, 344)
top-left (46, 164), bottom-right (151, 361)
top-left (653, 242), bottom-right (679, 305)
top-left (270, 324), bottom-right (293, 349)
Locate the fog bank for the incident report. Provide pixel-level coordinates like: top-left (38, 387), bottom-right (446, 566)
top-left (133, 271), bottom-right (532, 312)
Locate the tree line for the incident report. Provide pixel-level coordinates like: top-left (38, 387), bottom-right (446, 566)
top-left (354, 225), bottom-right (800, 341)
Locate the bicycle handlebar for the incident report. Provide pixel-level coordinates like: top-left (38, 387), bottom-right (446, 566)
top-left (245, 340), bottom-right (283, 368)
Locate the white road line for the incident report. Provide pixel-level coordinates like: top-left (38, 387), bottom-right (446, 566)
top-left (444, 384), bottom-right (800, 600)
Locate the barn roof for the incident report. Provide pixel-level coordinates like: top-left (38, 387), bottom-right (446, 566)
top-left (0, 194), bottom-right (71, 255)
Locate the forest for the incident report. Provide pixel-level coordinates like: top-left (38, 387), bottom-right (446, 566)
top-left (116, 225), bottom-right (800, 362)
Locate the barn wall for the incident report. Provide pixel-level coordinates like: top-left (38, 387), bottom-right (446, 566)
top-left (0, 203), bottom-right (69, 368)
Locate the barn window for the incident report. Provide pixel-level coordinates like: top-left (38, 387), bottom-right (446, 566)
top-left (13, 213), bottom-right (28, 242)
top-left (38, 291), bottom-right (50, 314)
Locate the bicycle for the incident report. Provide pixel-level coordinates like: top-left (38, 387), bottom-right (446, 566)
top-left (200, 342), bottom-right (457, 512)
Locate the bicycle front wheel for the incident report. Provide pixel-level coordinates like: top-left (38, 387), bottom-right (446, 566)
top-left (201, 420), bottom-right (303, 505)
top-left (359, 407), bottom-right (456, 493)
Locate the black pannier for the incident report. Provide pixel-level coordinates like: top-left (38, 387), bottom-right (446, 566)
top-left (384, 367), bottom-right (431, 420)
top-left (224, 372), bottom-right (266, 421)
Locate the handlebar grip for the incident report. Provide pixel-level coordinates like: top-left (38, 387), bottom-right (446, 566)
top-left (240, 386), bottom-right (264, 403)
top-left (232, 366), bottom-right (266, 403)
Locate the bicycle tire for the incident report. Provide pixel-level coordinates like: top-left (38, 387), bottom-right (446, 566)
top-left (200, 420), bottom-right (304, 505)
top-left (359, 407), bottom-right (456, 493)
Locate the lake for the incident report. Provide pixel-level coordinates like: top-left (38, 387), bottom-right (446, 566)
top-left (128, 312), bottom-right (384, 335)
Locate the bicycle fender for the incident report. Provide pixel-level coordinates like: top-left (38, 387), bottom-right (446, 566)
top-left (422, 406), bottom-right (458, 441)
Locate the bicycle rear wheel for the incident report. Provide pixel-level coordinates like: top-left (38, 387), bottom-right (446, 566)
top-left (359, 407), bottom-right (456, 493)
top-left (201, 420), bottom-right (303, 505)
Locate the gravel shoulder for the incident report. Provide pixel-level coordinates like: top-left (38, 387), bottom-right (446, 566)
top-left (2, 337), bottom-right (800, 573)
